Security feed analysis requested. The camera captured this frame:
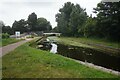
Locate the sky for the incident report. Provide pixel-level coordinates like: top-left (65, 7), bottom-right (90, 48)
top-left (0, 0), bottom-right (102, 28)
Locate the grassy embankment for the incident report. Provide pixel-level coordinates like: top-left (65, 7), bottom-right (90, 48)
top-left (49, 37), bottom-right (119, 48)
top-left (48, 37), bottom-right (119, 56)
top-left (0, 38), bottom-right (22, 47)
top-left (2, 40), bottom-right (119, 78)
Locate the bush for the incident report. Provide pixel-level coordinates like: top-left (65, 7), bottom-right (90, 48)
top-left (2, 33), bottom-right (10, 39)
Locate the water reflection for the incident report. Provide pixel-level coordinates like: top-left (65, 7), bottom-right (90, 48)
top-left (50, 43), bottom-right (57, 53)
top-left (57, 44), bottom-right (120, 72)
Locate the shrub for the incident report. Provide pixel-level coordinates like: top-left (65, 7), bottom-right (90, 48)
top-left (2, 33), bottom-right (10, 39)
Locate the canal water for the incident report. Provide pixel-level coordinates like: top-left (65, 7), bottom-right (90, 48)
top-left (57, 43), bottom-right (120, 72)
top-left (50, 43), bottom-right (57, 53)
top-left (37, 38), bottom-right (120, 72)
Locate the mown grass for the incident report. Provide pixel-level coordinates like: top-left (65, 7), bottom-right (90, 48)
top-left (2, 42), bottom-right (119, 78)
top-left (69, 37), bottom-right (119, 48)
top-left (0, 38), bottom-right (22, 47)
top-left (50, 37), bottom-right (119, 48)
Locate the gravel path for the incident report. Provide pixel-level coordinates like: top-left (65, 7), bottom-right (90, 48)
top-left (0, 39), bottom-right (32, 57)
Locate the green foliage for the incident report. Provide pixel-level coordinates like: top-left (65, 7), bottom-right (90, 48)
top-left (12, 19), bottom-right (27, 33)
top-left (52, 27), bottom-right (59, 32)
top-left (2, 25), bottom-right (13, 35)
top-left (27, 12), bottom-right (37, 31)
top-left (93, 2), bottom-right (120, 41)
top-left (70, 4), bottom-right (87, 36)
top-left (36, 18), bottom-right (52, 32)
top-left (55, 2), bottom-right (87, 37)
top-left (11, 12), bottom-right (52, 33)
top-left (27, 12), bottom-right (52, 32)
top-left (1, 21), bottom-right (13, 35)
top-left (55, 1), bottom-right (120, 41)
top-left (2, 33), bottom-right (10, 39)
top-left (82, 17), bottom-right (97, 38)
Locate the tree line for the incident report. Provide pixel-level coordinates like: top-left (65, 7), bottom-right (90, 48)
top-left (1, 12), bottom-right (52, 35)
top-left (54, 2), bottom-right (120, 41)
top-left (1, 1), bottom-right (119, 41)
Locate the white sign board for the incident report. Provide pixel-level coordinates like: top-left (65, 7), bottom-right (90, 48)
top-left (15, 31), bottom-right (20, 37)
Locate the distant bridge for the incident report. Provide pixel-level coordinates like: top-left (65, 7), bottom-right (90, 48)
top-left (43, 33), bottom-right (61, 37)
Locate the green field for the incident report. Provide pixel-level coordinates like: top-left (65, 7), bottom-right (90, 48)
top-left (2, 41), bottom-right (119, 78)
top-left (0, 38), bottom-right (22, 47)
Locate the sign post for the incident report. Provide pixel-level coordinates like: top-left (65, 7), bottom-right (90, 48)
top-left (15, 31), bottom-right (20, 38)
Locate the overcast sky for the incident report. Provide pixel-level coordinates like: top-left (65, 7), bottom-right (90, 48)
top-left (0, 0), bottom-right (102, 28)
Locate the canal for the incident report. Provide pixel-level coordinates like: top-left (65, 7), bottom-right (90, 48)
top-left (36, 37), bottom-right (120, 72)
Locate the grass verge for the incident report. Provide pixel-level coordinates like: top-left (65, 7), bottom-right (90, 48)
top-left (67, 37), bottom-right (119, 48)
top-left (2, 41), bottom-right (119, 78)
top-left (0, 38), bottom-right (23, 47)
top-left (50, 37), bottom-right (119, 48)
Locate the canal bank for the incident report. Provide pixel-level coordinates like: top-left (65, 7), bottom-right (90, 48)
top-left (33, 36), bottom-right (120, 76)
top-left (48, 37), bottom-right (120, 56)
top-left (3, 41), bottom-right (119, 78)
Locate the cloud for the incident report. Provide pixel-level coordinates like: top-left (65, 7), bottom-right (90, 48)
top-left (0, 0), bottom-right (101, 27)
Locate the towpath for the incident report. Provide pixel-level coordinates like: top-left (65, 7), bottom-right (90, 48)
top-left (0, 39), bottom-right (33, 57)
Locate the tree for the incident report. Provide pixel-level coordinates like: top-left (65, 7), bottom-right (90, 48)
top-left (70, 4), bottom-right (87, 36)
top-left (0, 21), bottom-right (13, 35)
top-left (82, 17), bottom-right (97, 38)
top-left (36, 17), bottom-right (52, 32)
top-left (56, 2), bottom-right (74, 36)
top-left (52, 26), bottom-right (59, 32)
top-left (46, 21), bottom-right (52, 32)
top-left (2, 26), bottom-right (13, 35)
top-left (93, 2), bottom-right (120, 41)
top-left (12, 19), bottom-right (27, 33)
top-left (55, 2), bottom-right (87, 36)
top-left (27, 12), bottom-right (37, 31)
